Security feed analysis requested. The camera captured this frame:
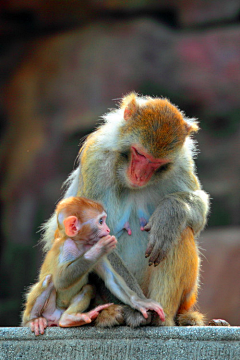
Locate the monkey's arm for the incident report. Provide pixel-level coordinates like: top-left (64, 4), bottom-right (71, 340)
top-left (145, 189), bottom-right (209, 266)
top-left (94, 256), bottom-right (165, 321)
top-left (54, 236), bottom-right (117, 290)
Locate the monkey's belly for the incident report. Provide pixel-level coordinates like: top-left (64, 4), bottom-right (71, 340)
top-left (116, 229), bottom-right (149, 284)
top-left (56, 277), bottom-right (88, 309)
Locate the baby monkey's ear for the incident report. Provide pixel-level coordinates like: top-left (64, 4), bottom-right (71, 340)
top-left (63, 216), bottom-right (81, 237)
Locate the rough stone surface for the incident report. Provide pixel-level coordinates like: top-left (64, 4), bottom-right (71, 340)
top-left (0, 326), bottom-right (240, 360)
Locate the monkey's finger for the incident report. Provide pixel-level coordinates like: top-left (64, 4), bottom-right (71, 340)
top-left (145, 232), bottom-right (156, 255)
top-left (30, 321), bottom-right (35, 332)
top-left (34, 320), bottom-right (40, 336)
top-left (93, 303), bottom-right (114, 313)
top-left (153, 250), bottom-right (167, 266)
top-left (39, 318), bottom-right (46, 335)
top-left (145, 239), bottom-right (155, 258)
top-left (151, 307), bottom-right (165, 322)
top-left (148, 243), bottom-right (162, 265)
top-left (138, 308), bottom-right (148, 319)
top-left (146, 236), bottom-right (158, 262)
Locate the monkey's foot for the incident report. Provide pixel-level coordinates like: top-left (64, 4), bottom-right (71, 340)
top-left (30, 317), bottom-right (48, 336)
top-left (177, 311), bottom-right (205, 326)
top-left (59, 303), bottom-right (113, 327)
top-left (123, 222), bottom-right (132, 235)
top-left (95, 304), bottom-right (124, 327)
top-left (208, 319), bottom-right (230, 326)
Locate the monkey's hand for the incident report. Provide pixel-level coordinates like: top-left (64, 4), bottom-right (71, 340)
top-left (144, 191), bottom-right (209, 266)
top-left (131, 296), bottom-right (165, 322)
top-left (144, 196), bottom-right (192, 266)
top-left (95, 235), bottom-right (117, 256)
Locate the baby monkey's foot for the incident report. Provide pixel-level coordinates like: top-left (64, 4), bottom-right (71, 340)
top-left (59, 303), bottom-right (113, 327)
top-left (30, 317), bottom-right (48, 336)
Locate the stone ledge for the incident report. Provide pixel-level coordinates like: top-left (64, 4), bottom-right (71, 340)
top-left (0, 326), bottom-right (240, 360)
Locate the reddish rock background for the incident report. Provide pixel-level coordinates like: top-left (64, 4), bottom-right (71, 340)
top-left (0, 1), bottom-right (239, 326)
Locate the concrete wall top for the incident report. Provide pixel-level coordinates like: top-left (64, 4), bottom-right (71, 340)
top-left (1, 326), bottom-right (240, 360)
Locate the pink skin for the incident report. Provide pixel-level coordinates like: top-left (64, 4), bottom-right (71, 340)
top-left (123, 221), bottom-right (132, 235)
top-left (100, 218), bottom-right (110, 237)
top-left (138, 303), bottom-right (165, 322)
top-left (31, 317), bottom-right (48, 336)
top-left (59, 303), bottom-right (113, 327)
top-left (139, 217), bottom-right (148, 231)
top-left (30, 304), bottom-right (114, 335)
top-left (127, 145), bottom-right (169, 187)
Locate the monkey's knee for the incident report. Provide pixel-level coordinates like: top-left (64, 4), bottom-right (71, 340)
top-left (94, 304), bottom-right (124, 328)
top-left (177, 311), bottom-right (205, 326)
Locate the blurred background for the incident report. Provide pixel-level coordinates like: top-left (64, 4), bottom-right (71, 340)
top-left (0, 0), bottom-right (239, 327)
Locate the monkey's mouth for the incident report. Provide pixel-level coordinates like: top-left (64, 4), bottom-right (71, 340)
top-left (127, 145), bottom-right (168, 187)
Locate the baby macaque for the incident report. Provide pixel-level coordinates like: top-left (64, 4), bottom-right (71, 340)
top-left (22, 196), bottom-right (165, 335)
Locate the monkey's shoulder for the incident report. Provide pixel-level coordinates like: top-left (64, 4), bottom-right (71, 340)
top-left (58, 238), bottom-right (83, 264)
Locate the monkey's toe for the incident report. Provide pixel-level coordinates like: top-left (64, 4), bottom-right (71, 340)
top-left (95, 304), bottom-right (124, 327)
top-left (208, 319), bottom-right (230, 326)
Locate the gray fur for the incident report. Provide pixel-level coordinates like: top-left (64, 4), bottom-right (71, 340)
top-left (145, 190), bottom-right (209, 265)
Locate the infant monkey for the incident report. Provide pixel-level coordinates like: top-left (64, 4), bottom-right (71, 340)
top-left (22, 197), bottom-right (165, 335)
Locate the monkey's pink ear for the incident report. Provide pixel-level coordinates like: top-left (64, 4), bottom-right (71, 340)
top-left (122, 93), bottom-right (138, 121)
top-left (63, 216), bottom-right (81, 237)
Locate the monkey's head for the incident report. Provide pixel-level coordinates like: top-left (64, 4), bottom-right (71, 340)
top-left (56, 197), bottom-right (110, 244)
top-left (115, 93), bottom-right (199, 189)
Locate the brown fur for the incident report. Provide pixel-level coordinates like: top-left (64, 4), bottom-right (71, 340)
top-left (95, 305), bottom-right (124, 327)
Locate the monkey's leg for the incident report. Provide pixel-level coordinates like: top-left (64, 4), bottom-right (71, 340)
top-left (146, 227), bottom-right (204, 326)
top-left (30, 288), bottom-right (63, 335)
top-left (91, 255), bottom-right (159, 328)
top-left (176, 286), bottom-right (205, 326)
top-left (59, 284), bottom-right (112, 327)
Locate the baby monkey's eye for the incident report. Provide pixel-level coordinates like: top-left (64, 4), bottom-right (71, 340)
top-left (99, 218), bottom-right (103, 225)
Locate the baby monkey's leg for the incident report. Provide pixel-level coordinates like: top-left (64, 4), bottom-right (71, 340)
top-left (59, 284), bottom-right (112, 327)
top-left (30, 275), bottom-right (63, 335)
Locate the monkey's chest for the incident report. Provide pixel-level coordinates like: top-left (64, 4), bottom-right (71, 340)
top-left (105, 190), bottom-right (161, 282)
top-left (114, 215), bottom-right (150, 284)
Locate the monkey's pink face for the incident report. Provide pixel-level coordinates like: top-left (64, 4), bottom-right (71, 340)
top-left (84, 211), bottom-right (110, 246)
top-left (126, 145), bottom-right (169, 187)
top-left (96, 212), bottom-right (110, 238)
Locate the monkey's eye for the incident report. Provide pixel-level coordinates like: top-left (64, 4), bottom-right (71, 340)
top-left (99, 218), bottom-right (103, 225)
top-left (120, 151), bottom-right (129, 160)
top-left (156, 163), bottom-right (171, 174)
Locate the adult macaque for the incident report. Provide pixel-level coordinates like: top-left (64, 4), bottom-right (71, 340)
top-left (42, 93), bottom-right (210, 326)
top-left (22, 196), bottom-right (165, 335)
